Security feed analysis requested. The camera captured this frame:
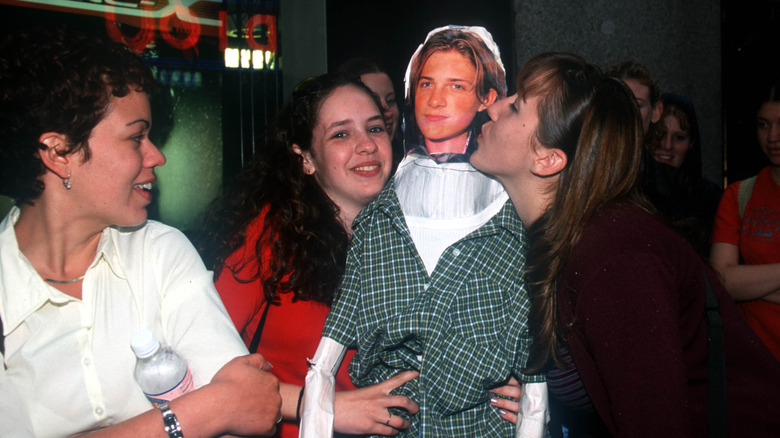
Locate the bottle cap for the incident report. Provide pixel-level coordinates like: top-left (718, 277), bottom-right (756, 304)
top-left (130, 329), bottom-right (161, 359)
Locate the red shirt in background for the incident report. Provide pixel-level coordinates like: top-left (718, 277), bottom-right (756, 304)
top-left (711, 166), bottom-right (780, 362)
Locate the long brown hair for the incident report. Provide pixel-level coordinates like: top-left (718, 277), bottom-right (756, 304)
top-left (522, 54), bottom-right (651, 372)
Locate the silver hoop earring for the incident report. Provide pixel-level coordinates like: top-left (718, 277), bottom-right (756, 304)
top-left (62, 174), bottom-right (72, 190)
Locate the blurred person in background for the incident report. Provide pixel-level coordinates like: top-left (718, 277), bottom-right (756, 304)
top-left (647, 93), bottom-right (722, 254)
top-left (711, 76), bottom-right (780, 363)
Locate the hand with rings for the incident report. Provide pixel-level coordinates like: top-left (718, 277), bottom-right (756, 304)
top-left (332, 370), bottom-right (420, 435)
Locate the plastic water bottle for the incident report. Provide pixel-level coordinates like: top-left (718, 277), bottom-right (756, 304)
top-left (130, 329), bottom-right (194, 407)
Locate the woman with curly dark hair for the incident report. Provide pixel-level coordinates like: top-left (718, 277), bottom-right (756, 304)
top-left (0, 27), bottom-right (281, 437)
top-left (196, 74), bottom-right (418, 437)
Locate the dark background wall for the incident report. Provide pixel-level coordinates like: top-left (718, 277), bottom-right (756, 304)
top-left (721, 0), bottom-right (780, 182)
top-left (514, 0), bottom-right (723, 183)
top-left (326, 0), bottom-right (516, 96)
top-left (2, 0), bottom-right (777, 223)
top-left (325, 0), bottom-right (780, 187)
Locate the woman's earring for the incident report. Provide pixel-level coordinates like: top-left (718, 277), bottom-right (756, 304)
top-left (62, 173), bottom-right (72, 190)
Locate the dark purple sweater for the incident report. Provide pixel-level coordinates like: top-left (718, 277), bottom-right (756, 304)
top-left (555, 205), bottom-right (780, 437)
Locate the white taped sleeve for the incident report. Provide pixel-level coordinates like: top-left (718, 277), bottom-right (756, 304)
top-left (298, 337), bottom-right (348, 438)
top-left (515, 381), bottom-right (548, 438)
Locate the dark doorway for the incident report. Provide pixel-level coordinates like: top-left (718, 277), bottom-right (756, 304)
top-left (326, 0), bottom-right (516, 99)
top-left (722, 0), bottom-right (780, 183)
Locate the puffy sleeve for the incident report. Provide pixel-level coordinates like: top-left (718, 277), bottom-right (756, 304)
top-left (711, 180), bottom-right (741, 246)
top-left (145, 224), bottom-right (249, 388)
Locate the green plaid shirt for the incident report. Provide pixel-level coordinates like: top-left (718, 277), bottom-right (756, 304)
top-left (323, 178), bottom-right (544, 437)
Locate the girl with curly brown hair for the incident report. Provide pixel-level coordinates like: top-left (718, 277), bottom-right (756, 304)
top-left (196, 74), bottom-right (419, 437)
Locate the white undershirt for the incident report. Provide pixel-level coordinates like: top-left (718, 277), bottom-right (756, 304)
top-left (394, 154), bottom-right (508, 274)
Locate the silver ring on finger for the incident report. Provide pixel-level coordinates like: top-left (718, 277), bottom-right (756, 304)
top-left (385, 411), bottom-right (392, 426)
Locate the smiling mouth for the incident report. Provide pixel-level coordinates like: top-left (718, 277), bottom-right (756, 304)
top-left (134, 182), bottom-right (152, 191)
top-left (353, 164), bottom-right (379, 172)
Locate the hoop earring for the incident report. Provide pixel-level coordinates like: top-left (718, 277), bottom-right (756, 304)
top-left (62, 174), bottom-right (72, 190)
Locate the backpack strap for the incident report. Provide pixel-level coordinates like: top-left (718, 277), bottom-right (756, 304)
top-left (737, 175), bottom-right (757, 220)
top-left (248, 301), bottom-right (271, 354)
top-left (1, 313), bottom-right (5, 370)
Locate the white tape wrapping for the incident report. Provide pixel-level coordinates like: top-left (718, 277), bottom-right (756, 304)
top-left (298, 337), bottom-right (347, 438)
top-left (515, 381), bottom-right (549, 438)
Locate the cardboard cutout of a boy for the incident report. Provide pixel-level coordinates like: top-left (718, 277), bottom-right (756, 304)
top-left (300, 25), bottom-right (547, 437)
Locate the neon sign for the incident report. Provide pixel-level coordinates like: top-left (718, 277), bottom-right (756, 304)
top-left (0, 0), bottom-right (278, 70)
top-left (105, 4), bottom-right (203, 52)
top-left (219, 10), bottom-right (277, 70)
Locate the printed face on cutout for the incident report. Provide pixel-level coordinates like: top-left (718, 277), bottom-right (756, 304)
top-left (300, 85), bottom-right (393, 216)
top-left (414, 50), bottom-right (489, 154)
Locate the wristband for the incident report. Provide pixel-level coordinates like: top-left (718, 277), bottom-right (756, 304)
top-left (157, 402), bottom-right (184, 438)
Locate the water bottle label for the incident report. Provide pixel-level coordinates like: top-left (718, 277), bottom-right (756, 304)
top-left (145, 368), bottom-right (194, 408)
